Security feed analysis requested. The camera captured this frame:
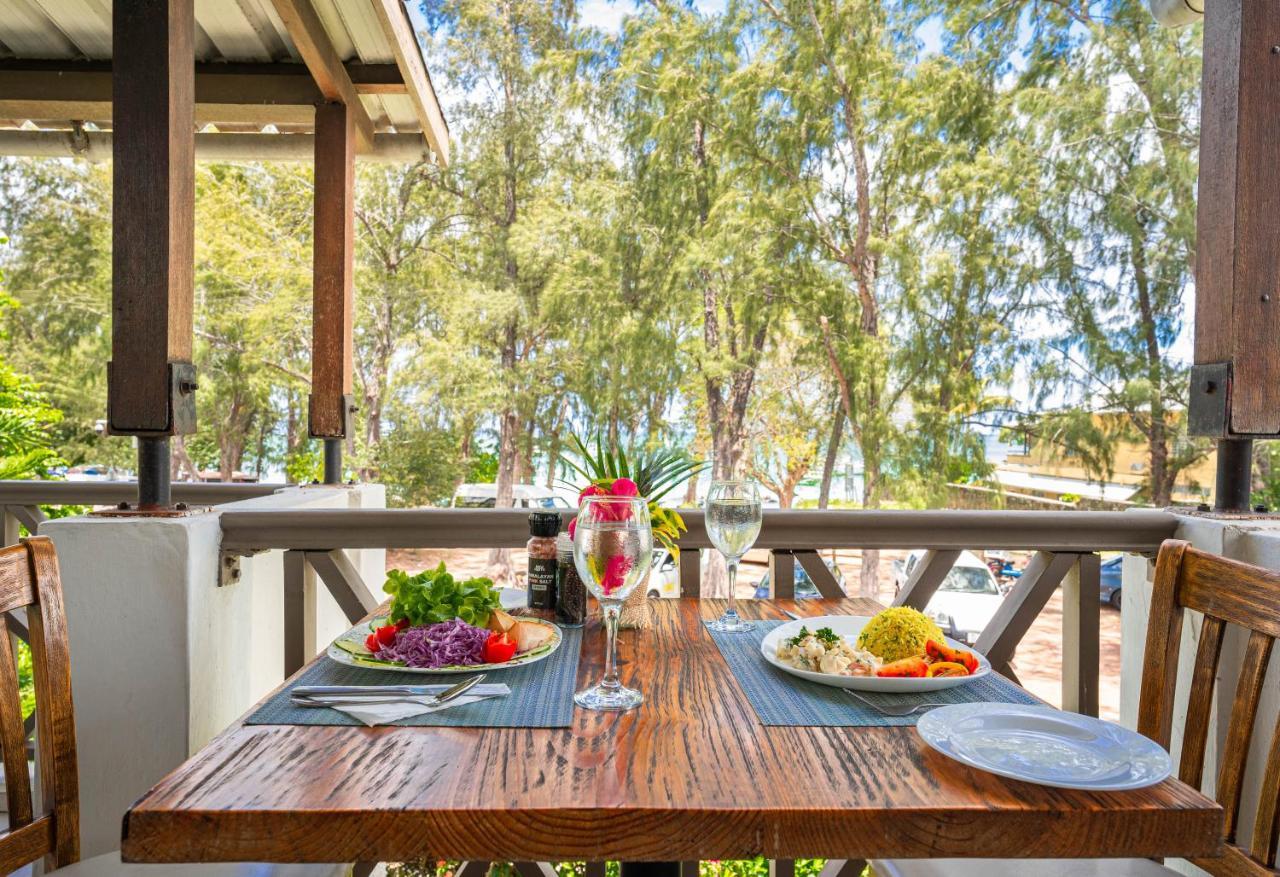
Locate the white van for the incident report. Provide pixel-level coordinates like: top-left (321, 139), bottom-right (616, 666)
top-left (451, 483), bottom-right (572, 509)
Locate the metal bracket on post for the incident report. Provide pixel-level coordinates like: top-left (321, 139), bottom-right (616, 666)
top-left (105, 360), bottom-right (197, 437)
top-left (307, 393), bottom-right (355, 440)
top-left (1188, 362), bottom-right (1231, 437)
top-left (169, 361), bottom-right (198, 436)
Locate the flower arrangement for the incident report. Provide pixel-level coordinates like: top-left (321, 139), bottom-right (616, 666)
top-left (563, 435), bottom-right (707, 559)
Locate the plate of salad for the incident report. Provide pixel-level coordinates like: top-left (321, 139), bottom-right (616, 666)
top-left (328, 563), bottom-right (561, 674)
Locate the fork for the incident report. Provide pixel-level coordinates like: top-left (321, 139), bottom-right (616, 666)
top-left (843, 688), bottom-right (949, 717)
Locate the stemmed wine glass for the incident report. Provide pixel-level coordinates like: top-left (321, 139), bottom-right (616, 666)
top-left (572, 494), bottom-right (653, 711)
top-left (705, 480), bottom-right (763, 633)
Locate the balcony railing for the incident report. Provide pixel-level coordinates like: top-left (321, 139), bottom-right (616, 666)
top-left (0, 481), bottom-right (1180, 724)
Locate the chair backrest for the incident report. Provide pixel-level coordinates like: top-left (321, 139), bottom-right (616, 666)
top-left (1139, 539), bottom-right (1280, 876)
top-left (0, 537), bottom-right (78, 873)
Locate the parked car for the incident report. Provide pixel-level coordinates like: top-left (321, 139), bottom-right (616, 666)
top-left (451, 483), bottom-right (572, 509)
top-left (646, 550), bottom-right (771, 599)
top-left (890, 549), bottom-right (1004, 645)
top-left (1100, 555), bottom-right (1123, 608)
top-left (752, 557), bottom-right (847, 599)
top-left (648, 549), bottom-right (681, 598)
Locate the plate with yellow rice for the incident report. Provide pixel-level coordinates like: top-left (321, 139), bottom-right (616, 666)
top-left (760, 608), bottom-right (992, 692)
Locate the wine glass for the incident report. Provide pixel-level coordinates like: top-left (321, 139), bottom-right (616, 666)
top-left (705, 480), bottom-right (763, 633)
top-left (572, 494), bottom-right (653, 711)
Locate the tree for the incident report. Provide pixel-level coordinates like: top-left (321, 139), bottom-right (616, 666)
top-left (741, 0), bottom-right (1039, 591)
top-left (1017, 0), bottom-right (1209, 506)
top-left (0, 243), bottom-right (63, 480)
top-left (746, 361), bottom-right (827, 508)
top-left (614, 2), bottom-right (795, 486)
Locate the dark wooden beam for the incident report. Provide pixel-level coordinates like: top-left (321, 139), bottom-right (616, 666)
top-left (1193, 0), bottom-right (1280, 436)
top-left (109, 0), bottom-right (195, 438)
top-left (0, 61), bottom-right (403, 128)
top-left (308, 101), bottom-right (355, 440)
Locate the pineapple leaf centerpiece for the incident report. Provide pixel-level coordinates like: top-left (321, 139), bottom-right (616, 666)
top-left (562, 434), bottom-right (708, 558)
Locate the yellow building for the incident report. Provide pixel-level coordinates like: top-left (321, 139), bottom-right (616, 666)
top-left (1000, 412), bottom-right (1215, 507)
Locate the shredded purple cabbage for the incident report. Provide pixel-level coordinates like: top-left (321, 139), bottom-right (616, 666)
top-left (379, 618), bottom-right (491, 668)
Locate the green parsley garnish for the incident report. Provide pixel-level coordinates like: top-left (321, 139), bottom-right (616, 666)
top-left (814, 627), bottom-right (840, 646)
top-left (787, 626), bottom-right (842, 649)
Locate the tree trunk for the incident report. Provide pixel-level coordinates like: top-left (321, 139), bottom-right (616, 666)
top-left (819, 408), bottom-right (844, 509)
top-left (487, 319), bottom-right (520, 585)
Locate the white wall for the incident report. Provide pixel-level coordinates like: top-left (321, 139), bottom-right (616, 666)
top-left (40, 484), bottom-right (385, 858)
top-left (1120, 515), bottom-right (1280, 876)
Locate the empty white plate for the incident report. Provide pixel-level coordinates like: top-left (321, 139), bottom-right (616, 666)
top-left (917, 702), bottom-right (1171, 790)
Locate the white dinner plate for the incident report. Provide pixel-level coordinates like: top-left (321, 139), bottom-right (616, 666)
top-left (759, 615), bottom-right (990, 692)
top-left (917, 702), bottom-right (1172, 790)
top-left (500, 587), bottom-right (525, 610)
top-left (326, 615), bottom-right (562, 675)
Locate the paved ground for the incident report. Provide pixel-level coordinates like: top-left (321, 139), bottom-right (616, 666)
top-left (384, 546), bottom-right (1123, 719)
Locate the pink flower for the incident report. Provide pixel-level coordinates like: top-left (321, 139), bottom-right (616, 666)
top-left (600, 554), bottom-right (633, 595)
top-left (611, 477), bottom-right (639, 497)
top-left (578, 484), bottom-right (605, 506)
top-left (567, 517), bottom-right (577, 539)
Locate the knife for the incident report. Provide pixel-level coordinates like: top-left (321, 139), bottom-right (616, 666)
top-left (291, 675), bottom-right (486, 706)
top-left (294, 675), bottom-right (486, 698)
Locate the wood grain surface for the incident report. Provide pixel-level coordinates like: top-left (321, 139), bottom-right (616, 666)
top-left (108, 0), bottom-right (195, 435)
top-left (1139, 540), bottom-right (1280, 876)
top-left (308, 99), bottom-right (356, 439)
top-left (122, 598), bottom-right (1221, 865)
top-left (0, 539), bottom-right (79, 872)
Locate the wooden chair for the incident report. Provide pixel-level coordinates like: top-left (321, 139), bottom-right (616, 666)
top-left (874, 538), bottom-right (1280, 877)
top-left (0, 537), bottom-right (349, 876)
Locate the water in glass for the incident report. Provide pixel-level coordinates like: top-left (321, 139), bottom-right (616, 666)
top-left (705, 481), bottom-right (763, 633)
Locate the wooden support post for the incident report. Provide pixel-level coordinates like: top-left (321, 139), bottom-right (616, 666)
top-left (283, 550), bottom-right (308, 677)
top-left (794, 549), bottom-right (844, 597)
top-left (309, 100), bottom-right (356, 481)
top-left (110, 0), bottom-right (196, 511)
top-left (770, 550), bottom-right (795, 599)
top-left (678, 547), bottom-right (701, 598)
top-left (1062, 553), bottom-right (1101, 717)
top-left (974, 551), bottom-right (1078, 672)
top-left (892, 548), bottom-right (960, 611)
top-left (109, 0), bottom-right (196, 455)
top-left (303, 549), bottom-right (377, 624)
top-left (768, 861), bottom-right (795, 877)
top-left (1191, 0), bottom-right (1280, 438)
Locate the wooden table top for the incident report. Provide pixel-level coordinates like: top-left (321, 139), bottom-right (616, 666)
top-left (121, 598), bottom-right (1223, 864)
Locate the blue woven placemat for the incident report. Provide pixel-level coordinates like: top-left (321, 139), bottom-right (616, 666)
top-left (246, 625), bottom-right (583, 728)
top-left (707, 620), bottom-right (1038, 727)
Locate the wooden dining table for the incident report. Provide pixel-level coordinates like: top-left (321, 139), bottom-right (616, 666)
top-left (120, 597), bottom-right (1223, 865)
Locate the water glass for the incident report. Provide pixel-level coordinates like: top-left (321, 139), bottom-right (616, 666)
top-left (572, 495), bottom-right (652, 711)
top-left (705, 480), bottom-right (763, 632)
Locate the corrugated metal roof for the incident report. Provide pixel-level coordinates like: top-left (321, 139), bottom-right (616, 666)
top-left (0, 0), bottom-right (444, 146)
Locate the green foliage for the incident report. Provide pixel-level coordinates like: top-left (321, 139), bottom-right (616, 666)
top-left (17, 640), bottom-right (33, 719)
top-left (563, 433), bottom-right (707, 555)
top-left (285, 446), bottom-right (325, 485)
top-left (383, 563), bottom-right (501, 627)
top-left (467, 453), bottom-right (500, 484)
top-left (378, 424), bottom-right (466, 508)
top-left (563, 435), bottom-right (707, 505)
top-left (1252, 442), bottom-right (1280, 513)
top-left (0, 249), bottom-right (64, 479)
